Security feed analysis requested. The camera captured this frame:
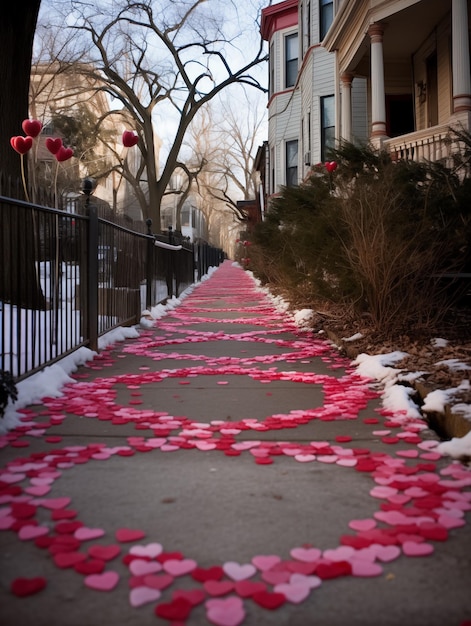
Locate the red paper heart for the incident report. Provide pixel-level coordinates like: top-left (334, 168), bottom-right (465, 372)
top-left (325, 161), bottom-right (338, 173)
top-left (55, 146), bottom-right (74, 162)
top-left (10, 135), bottom-right (33, 154)
top-left (74, 559), bottom-right (106, 575)
top-left (252, 590), bottom-right (286, 610)
top-left (172, 588), bottom-right (206, 606)
top-left (234, 580), bottom-right (267, 598)
top-left (11, 502), bottom-right (37, 519)
top-left (53, 551), bottom-right (87, 569)
top-left (11, 576), bottom-right (47, 597)
top-left (45, 137), bottom-right (62, 154)
top-left (122, 130), bottom-right (139, 147)
top-left (191, 566), bottom-right (224, 582)
top-left (22, 119), bottom-right (42, 138)
top-left (155, 597), bottom-right (193, 621)
top-left (315, 560), bottom-right (352, 579)
top-left (115, 528), bottom-right (146, 543)
top-left (88, 544), bottom-right (121, 561)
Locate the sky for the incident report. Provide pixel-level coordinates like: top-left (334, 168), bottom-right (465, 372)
top-left (2, 263), bottom-right (471, 459)
top-left (35, 0), bottom-right (269, 170)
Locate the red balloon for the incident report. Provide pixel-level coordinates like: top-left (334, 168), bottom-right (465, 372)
top-left (122, 130), bottom-right (139, 147)
top-left (325, 161), bottom-right (338, 173)
top-left (10, 135), bottom-right (33, 154)
top-left (22, 119), bottom-right (42, 138)
top-left (55, 146), bottom-right (74, 162)
top-left (46, 137), bottom-right (63, 155)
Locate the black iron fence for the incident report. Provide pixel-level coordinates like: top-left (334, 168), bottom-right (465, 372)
top-left (0, 196), bottom-right (224, 381)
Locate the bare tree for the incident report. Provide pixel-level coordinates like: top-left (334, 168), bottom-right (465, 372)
top-left (40, 0), bottom-right (267, 229)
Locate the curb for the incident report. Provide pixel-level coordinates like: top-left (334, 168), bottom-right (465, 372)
top-left (324, 330), bottom-right (471, 441)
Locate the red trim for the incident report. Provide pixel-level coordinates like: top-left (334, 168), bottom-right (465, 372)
top-left (261, 0), bottom-right (298, 41)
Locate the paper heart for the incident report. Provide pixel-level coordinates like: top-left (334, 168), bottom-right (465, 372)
top-left (204, 580), bottom-right (235, 596)
top-left (402, 541), bottom-right (434, 556)
top-left (18, 524), bottom-right (50, 540)
top-left (22, 119), bottom-right (42, 137)
top-left (252, 589), bottom-right (286, 610)
top-left (234, 580), bottom-right (267, 598)
top-left (290, 547), bottom-right (322, 562)
top-left (35, 497), bottom-right (71, 510)
top-left (129, 586), bottom-right (161, 607)
top-left (223, 561), bottom-right (257, 581)
top-left (115, 528), bottom-right (146, 543)
top-left (172, 588), bottom-right (206, 606)
top-left (74, 527), bottom-right (105, 541)
top-left (350, 560), bottom-right (383, 577)
top-left (155, 597), bottom-right (193, 621)
top-left (84, 571), bottom-right (120, 591)
top-left (163, 558), bottom-right (197, 576)
top-left (323, 546), bottom-right (355, 562)
top-left (54, 552), bottom-right (87, 569)
top-left (143, 573), bottom-right (174, 591)
top-left (10, 135), bottom-right (33, 154)
top-left (122, 130), bottom-right (139, 147)
top-left (129, 559), bottom-right (162, 576)
top-left (325, 161), bottom-right (338, 173)
top-left (45, 137), bottom-right (63, 155)
top-left (274, 582), bottom-right (310, 604)
top-left (129, 542), bottom-right (162, 559)
top-left (261, 569), bottom-right (291, 584)
top-left (88, 544), bottom-right (121, 561)
top-left (251, 554), bottom-right (281, 571)
top-left (24, 484), bottom-right (51, 496)
top-left (315, 561), bottom-right (352, 579)
top-left (192, 566), bottom-right (224, 582)
top-left (74, 559), bottom-right (105, 575)
top-left (290, 573), bottom-right (322, 589)
top-left (206, 596), bottom-right (245, 626)
top-left (10, 576), bottom-right (47, 597)
top-left (55, 146), bottom-right (74, 162)
top-left (348, 518), bottom-right (377, 532)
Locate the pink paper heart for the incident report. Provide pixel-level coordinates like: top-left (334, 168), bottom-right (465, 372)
top-left (373, 545), bottom-right (401, 562)
top-left (290, 547), bottom-right (322, 563)
top-left (18, 525), bottom-right (50, 540)
top-left (251, 555), bottom-right (281, 572)
top-left (115, 528), bottom-right (146, 542)
top-left (74, 527), bottom-right (105, 541)
top-left (290, 573), bottom-right (322, 589)
top-left (274, 582), bottom-right (310, 604)
top-left (294, 454), bottom-right (316, 463)
top-left (323, 546), bottom-right (355, 562)
top-left (261, 570), bottom-right (291, 585)
top-left (24, 485), bottom-right (51, 497)
top-left (129, 586), bottom-right (161, 607)
top-left (35, 497), bottom-right (71, 510)
top-left (163, 558), bottom-right (197, 576)
top-left (129, 543), bottom-right (162, 559)
top-left (206, 596), bottom-right (245, 626)
top-left (223, 562), bottom-right (257, 581)
top-left (348, 518), bottom-right (377, 532)
top-left (402, 541), bottom-right (434, 557)
top-left (84, 571), bottom-right (120, 591)
top-left (351, 560), bottom-right (383, 577)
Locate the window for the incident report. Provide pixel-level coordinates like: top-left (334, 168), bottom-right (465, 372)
top-left (285, 140), bottom-right (298, 187)
top-left (285, 33), bottom-right (298, 88)
top-left (320, 95), bottom-right (335, 161)
top-left (320, 0), bottom-right (333, 40)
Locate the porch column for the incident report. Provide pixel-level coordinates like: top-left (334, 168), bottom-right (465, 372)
top-left (368, 23), bottom-right (388, 141)
top-left (452, 0), bottom-right (471, 112)
top-left (340, 73), bottom-right (353, 142)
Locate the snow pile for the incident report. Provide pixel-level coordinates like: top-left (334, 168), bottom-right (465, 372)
top-left (293, 309), bottom-right (314, 328)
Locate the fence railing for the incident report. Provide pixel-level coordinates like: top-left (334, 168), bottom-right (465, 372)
top-left (0, 196), bottom-right (224, 381)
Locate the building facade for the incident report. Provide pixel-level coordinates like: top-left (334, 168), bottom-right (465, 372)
top-left (260, 0), bottom-right (471, 207)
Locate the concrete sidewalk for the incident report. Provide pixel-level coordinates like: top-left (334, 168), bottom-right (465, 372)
top-left (1, 261), bottom-right (470, 626)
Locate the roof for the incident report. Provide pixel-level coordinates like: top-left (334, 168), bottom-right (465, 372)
top-left (260, 0), bottom-right (298, 41)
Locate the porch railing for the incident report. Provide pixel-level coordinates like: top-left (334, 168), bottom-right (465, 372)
top-left (0, 196), bottom-right (224, 381)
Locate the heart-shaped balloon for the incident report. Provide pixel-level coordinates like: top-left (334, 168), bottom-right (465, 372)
top-left (122, 130), bottom-right (139, 147)
top-left (22, 119), bottom-right (42, 138)
top-left (45, 137), bottom-right (63, 155)
top-left (325, 161), bottom-right (338, 173)
top-left (55, 146), bottom-right (74, 162)
top-left (10, 136), bottom-right (33, 154)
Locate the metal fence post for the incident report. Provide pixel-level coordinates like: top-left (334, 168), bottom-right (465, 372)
top-left (87, 203), bottom-right (99, 352)
top-left (146, 219), bottom-right (154, 310)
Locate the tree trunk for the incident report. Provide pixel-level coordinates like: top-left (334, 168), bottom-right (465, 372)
top-left (0, 1), bottom-right (46, 311)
